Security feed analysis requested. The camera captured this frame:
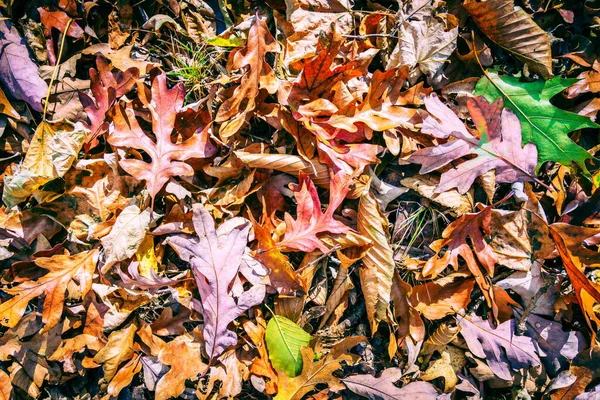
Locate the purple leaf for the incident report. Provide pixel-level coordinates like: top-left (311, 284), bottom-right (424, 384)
top-left (343, 368), bottom-right (440, 400)
top-left (459, 315), bottom-right (540, 381)
top-left (517, 311), bottom-right (587, 376)
top-left (165, 204), bottom-right (266, 361)
top-left (408, 95), bottom-right (537, 194)
top-left (0, 19), bottom-right (48, 112)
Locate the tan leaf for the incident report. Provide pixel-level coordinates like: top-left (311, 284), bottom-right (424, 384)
top-left (0, 249), bottom-right (98, 330)
top-left (274, 336), bottom-right (364, 400)
top-left (358, 186), bottom-right (395, 333)
top-left (93, 322), bottom-right (138, 383)
top-left (155, 333), bottom-right (207, 400)
top-left (464, 0), bottom-right (552, 78)
top-left (400, 175), bottom-right (474, 217)
top-left (107, 354), bottom-right (143, 397)
top-left (235, 151), bottom-right (330, 188)
top-left (0, 369), bottom-right (12, 400)
top-left (420, 351), bottom-right (458, 392)
top-left (215, 16), bottom-right (278, 137)
top-left (411, 276), bottom-right (475, 320)
top-left (100, 204), bottom-right (151, 268)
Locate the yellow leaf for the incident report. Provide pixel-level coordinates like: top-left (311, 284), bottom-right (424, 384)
top-left (136, 234), bottom-right (158, 278)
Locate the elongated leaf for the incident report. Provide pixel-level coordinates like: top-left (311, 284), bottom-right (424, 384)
top-left (464, 0), bottom-right (552, 78)
top-left (165, 204), bottom-right (266, 360)
top-left (357, 185), bottom-right (394, 333)
top-left (408, 95), bottom-right (537, 194)
top-left (475, 72), bottom-right (600, 171)
top-left (235, 151), bottom-right (330, 187)
top-left (265, 315), bottom-right (312, 377)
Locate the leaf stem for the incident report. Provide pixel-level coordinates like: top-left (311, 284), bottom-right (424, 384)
top-left (42, 18), bottom-right (74, 121)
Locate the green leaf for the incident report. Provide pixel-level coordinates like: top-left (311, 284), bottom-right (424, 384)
top-left (202, 35), bottom-right (245, 47)
top-left (475, 72), bottom-right (600, 173)
top-left (265, 315), bottom-right (312, 377)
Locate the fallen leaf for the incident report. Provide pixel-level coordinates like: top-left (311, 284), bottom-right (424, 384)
top-left (155, 333), bottom-right (207, 400)
top-left (265, 315), bottom-right (312, 377)
top-left (475, 71), bottom-right (600, 171)
top-left (165, 204), bottom-right (266, 360)
top-left (459, 314), bottom-right (540, 381)
top-left (278, 172), bottom-right (350, 253)
top-left (411, 276), bottom-right (475, 320)
top-left (108, 73), bottom-right (216, 208)
top-left (343, 369), bottom-right (439, 400)
top-left (0, 249), bottom-right (98, 330)
top-left (274, 336), bottom-right (364, 400)
top-left (93, 322), bottom-right (138, 383)
top-left (408, 95), bottom-right (538, 194)
top-left (464, 0), bottom-right (552, 78)
top-left (357, 183), bottom-right (395, 333)
top-left (100, 204), bottom-right (151, 268)
top-left (0, 19), bottom-right (48, 112)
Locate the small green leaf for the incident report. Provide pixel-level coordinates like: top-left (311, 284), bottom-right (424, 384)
top-left (202, 35), bottom-right (245, 47)
top-left (265, 315), bottom-right (312, 377)
top-left (475, 72), bottom-right (600, 173)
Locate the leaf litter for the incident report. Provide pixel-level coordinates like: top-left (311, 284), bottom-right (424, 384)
top-left (0, 0), bottom-right (600, 399)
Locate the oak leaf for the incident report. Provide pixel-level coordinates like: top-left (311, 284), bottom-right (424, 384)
top-left (165, 204), bottom-right (266, 360)
top-left (566, 60), bottom-right (600, 98)
top-left (343, 368), bottom-right (439, 400)
top-left (459, 315), bottom-right (540, 381)
top-left (475, 71), bottom-right (599, 171)
top-left (274, 336), bottom-right (365, 400)
top-left (410, 275), bottom-right (475, 320)
top-left (0, 249), bottom-right (98, 330)
top-left (278, 172), bottom-right (350, 253)
top-left (549, 223), bottom-right (600, 333)
top-left (93, 322), bottom-right (138, 383)
top-left (108, 73), bottom-right (216, 208)
top-left (408, 95), bottom-right (537, 194)
top-left (215, 16), bottom-right (278, 137)
top-left (423, 205), bottom-right (496, 307)
top-left (155, 333), bottom-right (207, 400)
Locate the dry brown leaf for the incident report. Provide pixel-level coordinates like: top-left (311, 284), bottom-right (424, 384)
top-left (463, 0), bottom-right (552, 78)
top-left (411, 276), bottom-right (475, 320)
top-left (358, 186), bottom-right (395, 333)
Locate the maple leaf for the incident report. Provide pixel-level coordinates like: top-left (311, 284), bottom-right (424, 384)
top-left (278, 171), bottom-right (351, 253)
top-left (108, 73), bottom-right (217, 209)
top-left (408, 95), bottom-right (538, 194)
top-left (165, 204), bottom-right (266, 361)
top-left (459, 315), bottom-right (541, 381)
top-left (0, 249), bottom-right (98, 331)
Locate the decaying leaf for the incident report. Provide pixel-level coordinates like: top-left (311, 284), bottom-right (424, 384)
top-left (459, 315), bottom-right (540, 381)
top-left (343, 368), bottom-right (439, 399)
top-left (108, 73), bottom-right (216, 208)
top-left (165, 204), bottom-right (266, 360)
top-left (464, 0), bottom-right (552, 78)
top-left (408, 95), bottom-right (537, 194)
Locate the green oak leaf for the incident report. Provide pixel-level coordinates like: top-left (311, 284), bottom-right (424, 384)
top-left (475, 72), bottom-right (600, 173)
top-left (265, 315), bottom-right (312, 377)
